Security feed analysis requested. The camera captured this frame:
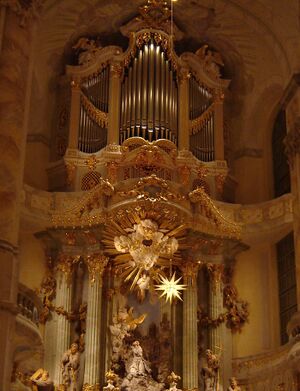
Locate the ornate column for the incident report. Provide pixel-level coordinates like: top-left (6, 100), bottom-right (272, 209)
top-left (107, 63), bottom-right (122, 145)
top-left (178, 68), bottom-right (190, 150)
top-left (213, 91), bottom-right (224, 160)
top-left (0, 4), bottom-right (36, 388)
top-left (83, 254), bottom-right (108, 390)
top-left (54, 255), bottom-right (78, 387)
top-left (181, 261), bottom-right (199, 390)
top-left (68, 79), bottom-right (81, 149)
top-left (207, 263), bottom-right (224, 390)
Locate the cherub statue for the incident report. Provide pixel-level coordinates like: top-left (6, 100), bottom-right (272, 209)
top-left (103, 369), bottom-right (120, 391)
top-left (166, 372), bottom-right (182, 391)
top-left (196, 44), bottom-right (224, 79)
top-left (227, 377), bottom-right (241, 391)
top-left (201, 349), bottom-right (220, 391)
top-left (110, 307), bottom-right (147, 363)
top-left (136, 272), bottom-right (151, 301)
top-left (30, 369), bottom-right (54, 391)
top-left (61, 342), bottom-right (80, 390)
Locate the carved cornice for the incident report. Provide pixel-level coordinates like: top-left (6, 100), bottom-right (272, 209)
top-left (180, 261), bottom-right (199, 284)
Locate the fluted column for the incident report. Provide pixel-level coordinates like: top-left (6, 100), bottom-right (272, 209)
top-left (68, 79), bottom-right (81, 149)
top-left (83, 254), bottom-right (108, 390)
top-left (54, 255), bottom-right (78, 387)
top-left (181, 262), bottom-right (199, 390)
top-left (178, 68), bottom-right (190, 150)
top-left (207, 264), bottom-right (224, 354)
top-left (108, 63), bottom-right (122, 144)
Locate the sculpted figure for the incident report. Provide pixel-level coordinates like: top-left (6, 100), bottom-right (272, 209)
top-left (201, 349), bottom-right (219, 391)
top-left (166, 372), bottom-right (182, 391)
top-left (72, 37), bottom-right (102, 65)
top-left (30, 369), bottom-right (54, 391)
top-left (227, 377), bottom-right (241, 391)
top-left (61, 343), bottom-right (80, 390)
top-left (127, 341), bottom-right (151, 377)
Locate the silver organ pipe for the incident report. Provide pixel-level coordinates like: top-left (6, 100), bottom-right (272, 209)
top-left (78, 66), bottom-right (109, 153)
top-left (189, 75), bottom-right (215, 162)
top-left (142, 44), bottom-right (149, 131)
top-left (120, 40), bottom-right (179, 143)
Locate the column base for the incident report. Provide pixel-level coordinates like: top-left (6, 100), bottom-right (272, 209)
top-left (82, 383), bottom-right (101, 391)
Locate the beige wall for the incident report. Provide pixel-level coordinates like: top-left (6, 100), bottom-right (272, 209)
top-left (232, 243), bottom-right (280, 358)
top-left (24, 141), bottom-right (50, 190)
top-left (18, 233), bottom-right (46, 291)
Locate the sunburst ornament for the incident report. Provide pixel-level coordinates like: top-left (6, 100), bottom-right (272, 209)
top-left (155, 272), bottom-right (186, 303)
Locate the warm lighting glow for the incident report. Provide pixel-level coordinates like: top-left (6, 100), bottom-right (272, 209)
top-left (155, 273), bottom-right (186, 303)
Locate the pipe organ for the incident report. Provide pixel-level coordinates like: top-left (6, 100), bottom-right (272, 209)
top-left (189, 75), bottom-right (215, 162)
top-left (120, 41), bottom-right (178, 144)
top-left (64, 2), bottom-right (229, 166)
top-left (78, 67), bottom-right (109, 153)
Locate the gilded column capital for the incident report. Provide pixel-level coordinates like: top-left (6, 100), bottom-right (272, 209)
top-left (284, 121), bottom-right (300, 167)
top-left (71, 79), bottom-right (81, 90)
top-left (110, 63), bottom-right (123, 79)
top-left (178, 68), bottom-right (190, 84)
top-left (180, 261), bottom-right (199, 285)
top-left (56, 254), bottom-right (81, 283)
top-left (85, 253), bottom-right (109, 285)
top-left (206, 263), bottom-right (224, 291)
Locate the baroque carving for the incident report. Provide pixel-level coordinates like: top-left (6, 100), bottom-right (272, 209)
top-left (85, 253), bottom-right (109, 284)
top-left (227, 377), bottom-right (241, 391)
top-left (72, 37), bottom-right (102, 66)
top-left (201, 349), bottom-right (220, 391)
top-left (61, 342), bottom-right (80, 390)
top-left (196, 45), bottom-right (224, 80)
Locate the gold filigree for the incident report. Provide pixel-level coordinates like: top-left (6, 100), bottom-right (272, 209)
top-left (85, 253), bottom-right (109, 284)
top-left (81, 93), bottom-right (108, 128)
top-left (139, 1), bottom-right (170, 30)
top-left (180, 261), bottom-right (199, 285)
top-left (110, 63), bottom-right (123, 78)
top-left (56, 254), bottom-right (81, 282)
top-left (51, 178), bottom-right (114, 227)
top-left (82, 384), bottom-right (101, 391)
top-left (106, 161), bottom-right (119, 183)
top-left (188, 187), bottom-right (241, 239)
top-left (189, 104), bottom-right (215, 135)
top-left (65, 162), bottom-right (76, 186)
top-left (85, 155), bottom-right (100, 171)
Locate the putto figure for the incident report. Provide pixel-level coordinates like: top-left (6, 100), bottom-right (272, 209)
top-left (61, 342), bottom-right (80, 390)
top-left (30, 369), bottom-right (54, 390)
top-left (227, 377), bottom-right (241, 391)
top-left (201, 349), bottom-right (220, 391)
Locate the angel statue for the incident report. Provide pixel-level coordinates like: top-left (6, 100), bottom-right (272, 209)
top-left (109, 307), bottom-right (147, 363)
top-left (166, 372), bottom-right (182, 391)
top-left (30, 369), bottom-right (54, 391)
top-left (196, 44), bottom-right (224, 79)
top-left (72, 37), bottom-right (102, 65)
top-left (201, 349), bottom-right (220, 391)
